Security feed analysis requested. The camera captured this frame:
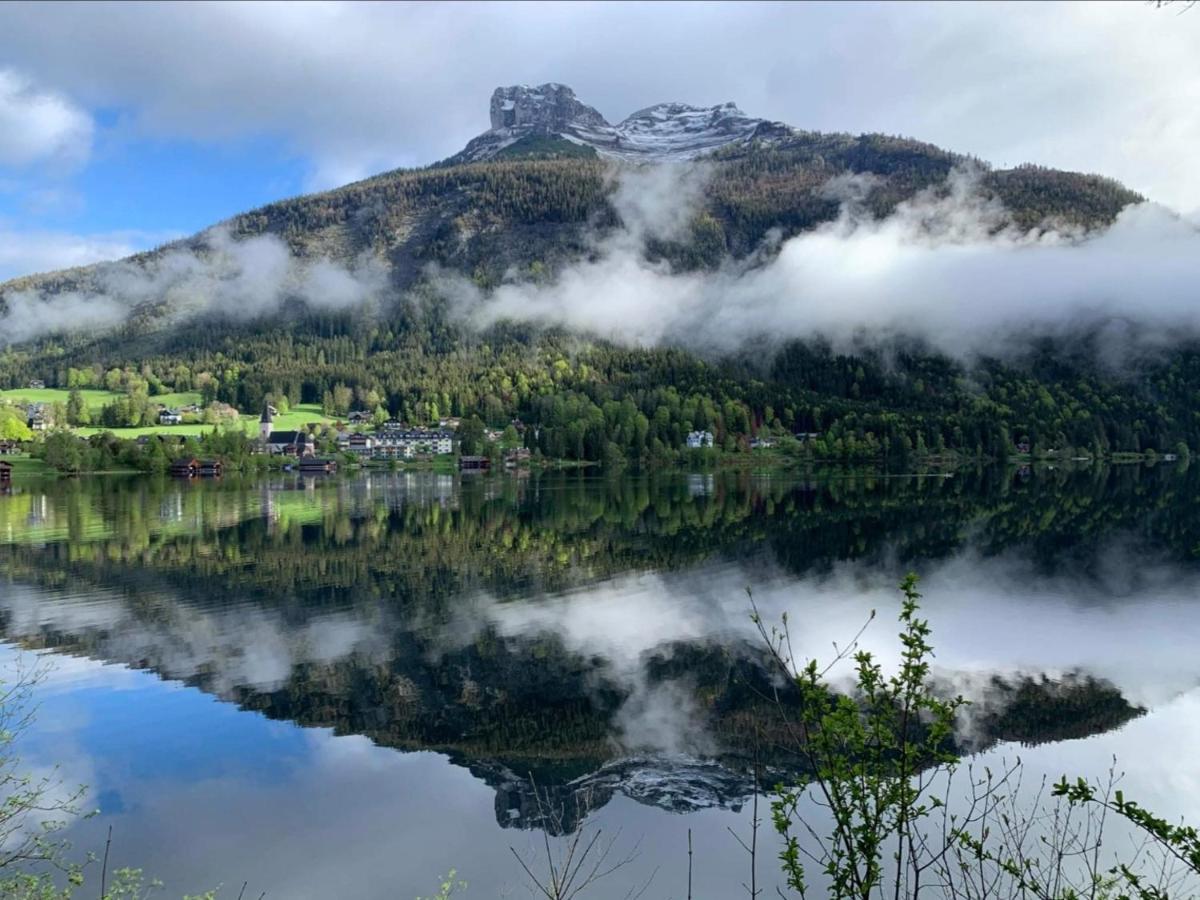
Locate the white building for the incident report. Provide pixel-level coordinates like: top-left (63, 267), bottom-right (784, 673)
top-left (686, 430), bottom-right (714, 449)
top-left (346, 426), bottom-right (455, 459)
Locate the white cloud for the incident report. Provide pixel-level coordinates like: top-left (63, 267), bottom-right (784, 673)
top-left (0, 224), bottom-right (166, 281)
top-left (441, 164), bottom-right (1200, 362)
top-left (0, 68), bottom-right (92, 170)
top-left (0, 3), bottom-right (1195, 206)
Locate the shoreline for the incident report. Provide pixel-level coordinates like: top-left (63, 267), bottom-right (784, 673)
top-left (3, 451), bottom-right (1186, 484)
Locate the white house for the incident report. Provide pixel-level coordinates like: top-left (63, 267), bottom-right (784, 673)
top-left (372, 427), bottom-right (453, 457)
top-left (158, 409), bottom-right (182, 426)
top-left (26, 404), bottom-right (50, 431)
top-left (347, 433), bottom-right (375, 456)
top-left (686, 430), bottom-right (714, 449)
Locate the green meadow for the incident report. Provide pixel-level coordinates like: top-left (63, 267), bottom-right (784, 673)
top-left (74, 403), bottom-right (333, 438)
top-left (2, 389), bottom-right (332, 439)
top-left (2, 388), bottom-right (204, 412)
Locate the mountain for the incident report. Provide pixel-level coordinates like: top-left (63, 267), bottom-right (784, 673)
top-left (0, 82), bottom-right (1141, 309)
top-left (3, 83), bottom-right (1187, 465)
top-left (445, 83), bottom-right (794, 164)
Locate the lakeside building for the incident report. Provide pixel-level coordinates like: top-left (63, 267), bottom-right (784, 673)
top-left (298, 458), bottom-right (337, 474)
top-left (267, 431), bottom-right (316, 457)
top-left (341, 424), bottom-right (455, 459)
top-left (259, 404), bottom-right (317, 457)
top-left (169, 458), bottom-right (199, 478)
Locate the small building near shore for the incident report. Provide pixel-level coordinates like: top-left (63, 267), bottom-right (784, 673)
top-left (198, 460), bottom-right (223, 477)
top-left (298, 458), bottom-right (337, 474)
top-left (0, 461), bottom-right (12, 484)
top-left (170, 458), bottom-right (200, 478)
top-left (459, 455), bottom-right (490, 472)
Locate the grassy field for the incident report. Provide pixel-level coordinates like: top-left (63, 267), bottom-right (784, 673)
top-left (260, 404), bottom-right (332, 433)
top-left (74, 423), bottom-right (216, 438)
top-left (3, 388), bottom-right (119, 411)
top-left (74, 403), bottom-right (333, 439)
top-left (1, 456), bottom-right (56, 478)
top-left (1, 388), bottom-right (203, 413)
top-left (3, 388), bottom-right (332, 439)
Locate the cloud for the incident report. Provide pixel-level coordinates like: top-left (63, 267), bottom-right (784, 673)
top-left (0, 226), bottom-right (388, 345)
top-left (0, 4), bottom-right (1195, 206)
top-left (0, 582), bottom-right (390, 697)
top-left (0, 224), bottom-right (166, 281)
top-left (11, 159), bottom-right (1197, 362)
top-left (447, 163), bottom-right (1200, 361)
top-left (7, 158), bottom-right (1197, 363)
top-left (461, 539), bottom-right (1200, 725)
top-left (0, 68), bottom-right (92, 171)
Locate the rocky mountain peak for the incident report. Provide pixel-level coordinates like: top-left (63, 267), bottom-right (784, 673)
top-left (449, 83), bottom-right (792, 165)
top-left (488, 83), bottom-right (609, 133)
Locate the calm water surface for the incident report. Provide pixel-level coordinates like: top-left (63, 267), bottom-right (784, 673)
top-left (1, 466), bottom-right (1199, 898)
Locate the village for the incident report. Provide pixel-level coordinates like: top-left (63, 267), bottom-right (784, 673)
top-left (0, 379), bottom-right (812, 483)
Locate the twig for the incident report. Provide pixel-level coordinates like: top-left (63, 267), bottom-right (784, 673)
top-left (100, 825), bottom-right (112, 900)
top-left (687, 828), bottom-right (693, 900)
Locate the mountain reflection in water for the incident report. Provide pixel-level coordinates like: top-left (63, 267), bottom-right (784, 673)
top-left (0, 466), bottom-right (1197, 894)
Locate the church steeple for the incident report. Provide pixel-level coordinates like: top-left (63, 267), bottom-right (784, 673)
top-left (259, 403), bottom-right (276, 443)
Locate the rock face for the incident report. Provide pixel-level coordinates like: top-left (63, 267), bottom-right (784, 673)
top-left (449, 82), bottom-right (793, 164)
top-left (488, 83), bottom-right (608, 132)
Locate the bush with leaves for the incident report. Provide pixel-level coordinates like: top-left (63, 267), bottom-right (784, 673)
top-left (754, 576), bottom-right (1200, 900)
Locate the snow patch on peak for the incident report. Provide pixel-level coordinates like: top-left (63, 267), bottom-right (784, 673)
top-left (451, 84), bottom-right (793, 165)
top-left (620, 101), bottom-right (746, 125)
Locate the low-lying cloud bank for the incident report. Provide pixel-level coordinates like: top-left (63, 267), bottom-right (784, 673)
top-left (4, 163), bottom-right (1199, 361)
top-left (0, 226), bottom-right (387, 345)
top-left (446, 164), bottom-right (1200, 360)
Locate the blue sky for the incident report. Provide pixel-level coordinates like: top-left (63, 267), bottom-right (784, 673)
top-left (0, 1), bottom-right (1196, 282)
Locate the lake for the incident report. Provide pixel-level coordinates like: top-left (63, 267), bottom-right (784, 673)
top-left (1, 465), bottom-right (1198, 898)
